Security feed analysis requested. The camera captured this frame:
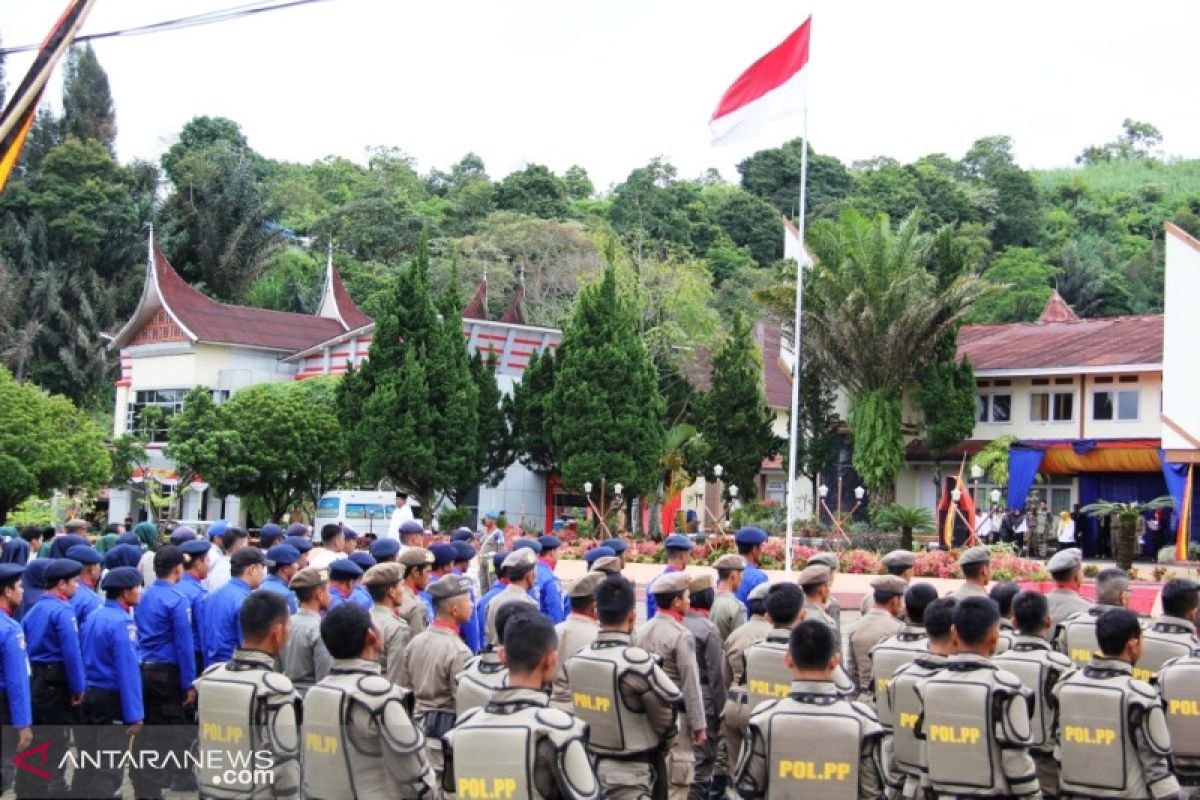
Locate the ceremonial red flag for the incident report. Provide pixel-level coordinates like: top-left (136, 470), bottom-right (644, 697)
top-left (710, 16), bottom-right (811, 143)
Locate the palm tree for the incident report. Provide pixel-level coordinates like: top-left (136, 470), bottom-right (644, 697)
top-left (802, 210), bottom-right (991, 507)
top-left (648, 423), bottom-right (703, 540)
top-left (874, 503), bottom-right (936, 551)
top-left (1080, 496), bottom-right (1175, 572)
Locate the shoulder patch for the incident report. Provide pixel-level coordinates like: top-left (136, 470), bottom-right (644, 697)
top-left (624, 647), bottom-right (651, 665)
top-left (262, 671), bottom-right (295, 695)
top-left (356, 675), bottom-right (393, 696)
top-left (994, 668), bottom-right (1023, 689)
top-left (535, 707), bottom-right (576, 730)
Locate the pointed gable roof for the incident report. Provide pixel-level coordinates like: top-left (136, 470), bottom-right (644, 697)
top-left (315, 248), bottom-right (372, 331)
top-left (1038, 290), bottom-right (1080, 323)
top-left (463, 277), bottom-right (488, 320)
top-left (500, 280), bottom-right (525, 325)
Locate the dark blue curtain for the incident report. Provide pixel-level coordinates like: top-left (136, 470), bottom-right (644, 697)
top-left (1078, 472), bottom-right (1170, 557)
top-left (1007, 449), bottom-right (1045, 511)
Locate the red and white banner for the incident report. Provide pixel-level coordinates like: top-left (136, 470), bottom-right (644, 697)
top-left (709, 16), bottom-right (811, 144)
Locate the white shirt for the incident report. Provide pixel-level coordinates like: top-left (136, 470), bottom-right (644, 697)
top-left (306, 547), bottom-right (338, 571)
top-left (206, 547), bottom-right (231, 591)
top-left (1057, 519), bottom-right (1076, 543)
top-left (385, 503), bottom-right (415, 540)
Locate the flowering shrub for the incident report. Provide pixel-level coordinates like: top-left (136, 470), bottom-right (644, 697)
top-left (910, 547), bottom-right (1048, 581)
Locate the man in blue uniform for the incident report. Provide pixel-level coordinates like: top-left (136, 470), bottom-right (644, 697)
top-left (733, 527), bottom-right (769, 608)
top-left (203, 547), bottom-right (268, 665)
top-left (326, 558), bottom-right (363, 610)
top-left (535, 535), bottom-right (567, 624)
top-left (256, 523), bottom-right (284, 551)
top-left (79, 566), bottom-right (144, 798)
top-left (422, 544), bottom-right (459, 622)
top-left (602, 537), bottom-right (629, 569)
top-left (370, 537), bottom-right (401, 563)
top-left (261, 544), bottom-right (301, 613)
top-left (0, 563), bottom-right (31, 795)
top-left (66, 543), bottom-right (103, 625)
top-left (176, 539), bottom-right (210, 675)
top-left (348, 551), bottom-right (376, 608)
top-left (134, 545), bottom-right (198, 797)
top-left (645, 534), bottom-right (694, 620)
top-left (19, 558), bottom-right (85, 798)
top-left (284, 535), bottom-right (313, 567)
top-left (451, 541), bottom-right (483, 653)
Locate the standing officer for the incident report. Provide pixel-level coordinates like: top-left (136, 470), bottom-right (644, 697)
top-left (721, 580), bottom-right (772, 779)
top-left (994, 590), bottom-right (1076, 799)
top-left (349, 550), bottom-right (377, 608)
top-left (846, 575), bottom-right (906, 696)
top-left (370, 537), bottom-right (401, 564)
top-left (807, 553), bottom-right (844, 633)
top-left (743, 583), bottom-right (807, 713)
top-left (133, 545), bottom-right (197, 798)
top-left (1054, 608), bottom-right (1181, 799)
top-left (682, 573), bottom-right (725, 800)
top-left (485, 549), bottom-right (539, 647)
top-left (635, 571), bottom-right (706, 800)
top-left (77, 566), bottom-right (144, 798)
top-left (602, 537), bottom-right (630, 569)
top-left (565, 574), bottom-right (681, 798)
top-left (799, 563), bottom-right (840, 633)
top-left (19, 558), bottom-right (85, 799)
top-left (398, 547), bottom-right (434, 634)
top-left (303, 603), bottom-right (437, 799)
top-left (260, 543), bottom-right (301, 613)
top-left (550, 571), bottom-right (603, 710)
top-left (363, 562), bottom-right (411, 687)
top-left (176, 538), bottom-right (211, 675)
top-left (326, 557), bottom-right (364, 610)
top-left (476, 510), bottom-right (504, 593)
top-left (457, 602), bottom-right (531, 716)
top-left (0, 563), bottom-right (31, 796)
top-left (1056, 567), bottom-right (1130, 668)
top-left (1138, 577), bottom-right (1199, 680)
top-left (733, 527), bottom-right (769, 609)
top-left (406, 574), bottom-right (474, 785)
top-left (281, 566), bottom-right (331, 696)
top-left (949, 545), bottom-right (992, 600)
top-left (535, 534), bottom-right (567, 624)
top-left (194, 591), bottom-right (299, 800)
top-left (990, 581), bottom-right (1020, 654)
top-left (645, 534), bottom-right (694, 620)
top-left (735, 620), bottom-right (887, 799)
top-left (914, 596), bottom-right (1040, 799)
top-left (868, 582), bottom-right (937, 709)
top-left (860, 549), bottom-right (916, 614)
top-left (65, 544), bottom-right (103, 625)
top-left (710, 554), bottom-right (746, 642)
top-left (449, 540), bottom-right (484, 653)
top-left (1155, 646), bottom-right (1200, 789)
top-left (202, 547), bottom-right (268, 665)
top-left (1045, 547), bottom-right (1093, 626)
top-left (443, 612), bottom-right (600, 800)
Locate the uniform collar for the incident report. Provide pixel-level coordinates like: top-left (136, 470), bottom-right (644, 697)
top-left (1087, 656), bottom-right (1133, 676)
top-left (296, 607), bottom-right (321, 618)
top-left (486, 686), bottom-right (550, 712)
top-left (865, 608), bottom-right (896, 618)
top-left (1152, 615), bottom-right (1196, 634)
top-left (898, 623), bottom-right (926, 639)
top-left (329, 657), bottom-right (382, 675)
top-left (153, 578), bottom-right (175, 588)
top-left (917, 651), bottom-right (950, 667)
top-left (475, 650), bottom-right (505, 671)
top-left (788, 679), bottom-right (841, 697)
top-left (688, 608), bottom-right (710, 619)
top-left (103, 599), bottom-right (130, 613)
top-left (947, 652), bottom-right (994, 668)
top-left (330, 585), bottom-right (349, 599)
top-left (230, 649), bottom-right (277, 669)
top-left (657, 609), bottom-right (685, 624)
top-left (596, 630), bottom-right (632, 644)
top-left (1012, 634), bottom-right (1052, 651)
top-left (568, 612), bottom-right (598, 625)
top-left (999, 618), bottom-right (1015, 630)
top-left (432, 619), bottom-right (460, 634)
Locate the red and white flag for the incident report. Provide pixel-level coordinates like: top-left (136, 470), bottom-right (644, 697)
top-left (709, 16), bottom-right (811, 144)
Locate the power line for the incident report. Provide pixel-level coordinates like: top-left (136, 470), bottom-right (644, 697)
top-left (0, 0), bottom-right (335, 57)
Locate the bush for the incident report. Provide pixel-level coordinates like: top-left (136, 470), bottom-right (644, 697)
top-left (438, 506), bottom-right (471, 530)
top-left (730, 500), bottom-right (786, 533)
top-left (846, 530), bottom-right (902, 553)
top-left (1157, 544), bottom-right (1200, 564)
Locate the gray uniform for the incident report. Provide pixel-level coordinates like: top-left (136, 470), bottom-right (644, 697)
top-left (1155, 653), bottom-right (1200, 786)
top-left (1054, 656), bottom-right (1181, 799)
top-left (683, 610), bottom-right (726, 799)
top-left (948, 581), bottom-right (990, 602)
top-left (485, 583), bottom-right (538, 648)
top-left (455, 650), bottom-right (507, 716)
top-left (551, 613), bottom-right (600, 710)
top-left (443, 686), bottom-right (601, 800)
top-left (847, 609), bottom-right (904, 696)
top-left (711, 589), bottom-right (745, 643)
top-left (886, 652), bottom-right (948, 800)
top-left (914, 652), bottom-right (1039, 799)
top-left (720, 615), bottom-right (772, 788)
top-left (735, 678), bottom-right (886, 800)
top-left (635, 613), bottom-right (706, 800)
top-left (1137, 614), bottom-right (1199, 682)
top-left (302, 657), bottom-right (436, 799)
top-left (1056, 603), bottom-right (1123, 669)
top-left (280, 607), bottom-right (331, 696)
top-left (369, 604), bottom-right (411, 688)
top-left (805, 599), bottom-right (841, 652)
top-left (398, 586), bottom-right (428, 635)
top-left (1047, 587), bottom-right (1093, 628)
top-left (405, 623), bottom-right (472, 782)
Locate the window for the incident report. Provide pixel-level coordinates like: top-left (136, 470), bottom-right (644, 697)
top-left (977, 393), bottom-right (1012, 423)
top-left (1093, 390), bottom-right (1139, 421)
top-left (126, 389), bottom-right (189, 442)
top-left (1030, 391), bottom-right (1074, 422)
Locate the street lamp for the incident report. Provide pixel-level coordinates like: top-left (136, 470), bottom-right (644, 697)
top-left (816, 477), bottom-right (865, 549)
top-left (709, 465), bottom-right (726, 532)
top-left (990, 488), bottom-right (1002, 505)
top-left (613, 483), bottom-right (624, 532)
top-left (582, 478), bottom-right (613, 537)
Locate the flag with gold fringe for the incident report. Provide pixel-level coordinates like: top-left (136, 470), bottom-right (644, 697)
top-left (1176, 463), bottom-right (1193, 562)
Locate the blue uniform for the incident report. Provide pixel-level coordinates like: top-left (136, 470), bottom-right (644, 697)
top-left (201, 577), bottom-right (250, 666)
top-left (644, 566), bottom-right (681, 621)
top-left (135, 580), bottom-right (197, 690)
top-left (451, 569), bottom-right (482, 654)
top-left (475, 580), bottom-right (507, 645)
top-left (175, 573), bottom-right (207, 661)
top-left (350, 585), bottom-right (373, 610)
top-left (328, 585), bottom-right (351, 611)
top-left (80, 600), bottom-right (143, 722)
top-left (736, 563), bottom-right (768, 608)
top-left (0, 610), bottom-right (31, 727)
top-left (534, 560), bottom-right (566, 624)
top-left (419, 590), bottom-right (434, 626)
top-left (23, 593), bottom-right (86, 695)
top-left (70, 581), bottom-right (101, 626)
top-left (259, 574), bottom-right (298, 613)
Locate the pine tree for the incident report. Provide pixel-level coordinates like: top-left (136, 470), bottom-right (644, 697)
top-left (548, 261), bottom-right (664, 496)
top-left (432, 266), bottom-right (480, 504)
top-left (698, 311), bottom-right (781, 500)
top-left (507, 348), bottom-right (558, 474)
top-left (61, 44), bottom-right (116, 152)
top-left (795, 359), bottom-right (839, 512)
top-left (472, 350), bottom-right (511, 488)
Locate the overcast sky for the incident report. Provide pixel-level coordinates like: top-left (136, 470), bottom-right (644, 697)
top-left (2, 0), bottom-right (1198, 190)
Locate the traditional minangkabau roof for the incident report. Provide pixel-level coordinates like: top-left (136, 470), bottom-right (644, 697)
top-left (1038, 289), bottom-right (1080, 323)
top-left (500, 274), bottom-right (526, 325)
top-left (677, 321), bottom-right (794, 409)
top-left (315, 245), bottom-right (372, 331)
top-left (463, 275), bottom-right (488, 320)
top-left (108, 230), bottom-right (354, 353)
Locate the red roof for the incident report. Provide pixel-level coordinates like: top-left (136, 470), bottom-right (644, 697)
top-left (958, 314), bottom-right (1163, 372)
top-left (1038, 290), bottom-right (1080, 323)
top-left (463, 279), bottom-right (488, 320)
top-left (153, 245), bottom-right (347, 352)
top-left (327, 265), bottom-right (372, 330)
top-left (678, 321), bottom-right (793, 409)
top-left (500, 282), bottom-right (526, 325)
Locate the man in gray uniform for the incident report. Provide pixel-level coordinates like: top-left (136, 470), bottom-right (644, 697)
top-left (1045, 547), bottom-right (1093, 627)
top-left (485, 549), bottom-right (539, 648)
top-left (550, 571), bottom-right (602, 710)
top-left (281, 566), bottom-right (331, 696)
top-left (1155, 645), bottom-right (1200, 791)
top-left (1054, 608), bottom-right (1182, 800)
top-left (860, 549), bottom-right (915, 615)
top-left (362, 562), bottom-right (411, 687)
top-left (720, 581), bottom-right (772, 797)
top-left (847, 575), bottom-right (906, 697)
top-left (1056, 566), bottom-right (1130, 668)
top-left (710, 554), bottom-right (746, 643)
top-left (869, 582), bottom-right (936, 710)
top-left (807, 552), bottom-right (843, 634)
top-left (682, 573), bottom-right (726, 800)
top-left (457, 601), bottom-right (530, 716)
top-left (1137, 577), bottom-right (1200, 681)
top-left (949, 545), bottom-right (992, 601)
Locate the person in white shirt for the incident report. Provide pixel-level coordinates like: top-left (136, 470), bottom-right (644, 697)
top-left (306, 523), bottom-right (345, 571)
top-left (205, 526), bottom-right (247, 591)
top-left (1055, 510), bottom-right (1076, 552)
top-left (384, 492), bottom-right (414, 541)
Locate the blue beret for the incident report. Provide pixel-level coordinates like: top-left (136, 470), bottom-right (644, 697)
top-left (451, 527), bottom-right (474, 542)
top-left (602, 538), bottom-right (628, 555)
top-left (348, 551), bottom-right (376, 570)
top-left (664, 534), bottom-right (694, 551)
top-left (284, 535), bottom-right (313, 553)
top-left (492, 552), bottom-right (508, 572)
top-left (370, 538), bottom-right (400, 559)
top-left (258, 523), bottom-right (284, 548)
top-left (207, 521), bottom-right (229, 539)
top-left (45, 558), bottom-right (82, 582)
top-left (116, 533), bottom-right (140, 546)
top-left (285, 522), bottom-right (309, 537)
top-left (169, 527), bottom-right (198, 544)
top-left (104, 544), bottom-right (143, 570)
top-left (0, 564), bottom-right (25, 583)
top-left (583, 546), bottom-right (616, 565)
top-left (430, 543), bottom-right (457, 568)
top-left (538, 535), bottom-right (561, 551)
top-left (265, 544), bottom-right (301, 566)
top-left (483, 510), bottom-right (500, 520)
top-left (329, 558), bottom-right (363, 579)
top-left (341, 525), bottom-right (359, 539)
top-left (399, 520), bottom-right (424, 536)
top-left (65, 545), bottom-right (103, 565)
top-left (452, 541), bottom-right (475, 561)
top-left (180, 540), bottom-right (211, 558)
top-left (101, 566), bottom-right (143, 591)
top-left (513, 538), bottom-right (543, 555)
top-left (734, 527), bottom-right (768, 546)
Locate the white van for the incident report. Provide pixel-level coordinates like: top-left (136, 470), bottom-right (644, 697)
top-left (312, 491), bottom-right (419, 539)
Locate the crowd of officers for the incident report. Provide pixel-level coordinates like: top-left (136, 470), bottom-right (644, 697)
top-left (0, 518), bottom-right (1198, 799)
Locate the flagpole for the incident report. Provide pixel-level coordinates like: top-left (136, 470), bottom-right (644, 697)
top-left (784, 103), bottom-right (810, 580)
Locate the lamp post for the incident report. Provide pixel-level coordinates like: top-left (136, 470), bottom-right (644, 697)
top-left (709, 464), bottom-right (724, 532)
top-left (613, 483), bottom-right (624, 533)
top-left (583, 478), bottom-right (613, 538)
top-left (817, 477), bottom-right (865, 549)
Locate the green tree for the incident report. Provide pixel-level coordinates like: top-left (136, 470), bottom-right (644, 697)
top-left (1076, 119), bottom-right (1163, 165)
top-left (548, 259), bottom-right (665, 498)
top-left (494, 164), bottom-right (570, 219)
top-left (873, 503), bottom-right (936, 552)
top-left (706, 186), bottom-right (783, 268)
top-left (698, 312), bottom-right (780, 501)
top-left (960, 135), bottom-right (1041, 248)
top-left (471, 351), bottom-right (511, 489)
top-left (166, 387), bottom-right (251, 495)
top-left (562, 165), bottom-right (594, 200)
top-left (969, 247), bottom-right (1059, 322)
top-left (161, 115), bottom-right (252, 185)
top-left (431, 268), bottom-right (480, 504)
top-left (507, 347), bottom-right (558, 474)
top-left (736, 138), bottom-right (854, 219)
top-left (61, 44), bottom-right (116, 152)
top-left (794, 359), bottom-right (839, 513)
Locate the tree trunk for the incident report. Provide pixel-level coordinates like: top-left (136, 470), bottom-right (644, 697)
top-left (869, 483), bottom-right (895, 513)
top-left (1115, 513), bottom-right (1138, 572)
top-left (901, 524), bottom-right (913, 552)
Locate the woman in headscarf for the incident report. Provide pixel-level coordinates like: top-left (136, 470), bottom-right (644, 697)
top-left (133, 521), bottom-right (160, 587)
top-left (0, 526), bottom-right (16, 543)
top-left (94, 532), bottom-right (119, 555)
top-left (0, 537), bottom-right (29, 565)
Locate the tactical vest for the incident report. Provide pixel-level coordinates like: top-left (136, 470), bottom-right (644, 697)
top-left (994, 641), bottom-right (1073, 750)
top-left (868, 630), bottom-right (926, 724)
top-left (195, 660), bottom-right (299, 799)
top-left (1054, 663), bottom-right (1172, 798)
top-left (1157, 656), bottom-right (1200, 761)
top-left (1136, 620), bottom-right (1198, 682)
top-left (1059, 607), bottom-right (1108, 668)
top-left (756, 689), bottom-right (880, 800)
top-left (456, 654), bottom-right (508, 717)
top-left (303, 669), bottom-right (428, 799)
top-left (564, 643), bottom-right (662, 755)
top-left (745, 635), bottom-right (795, 713)
top-left (888, 658), bottom-right (943, 774)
